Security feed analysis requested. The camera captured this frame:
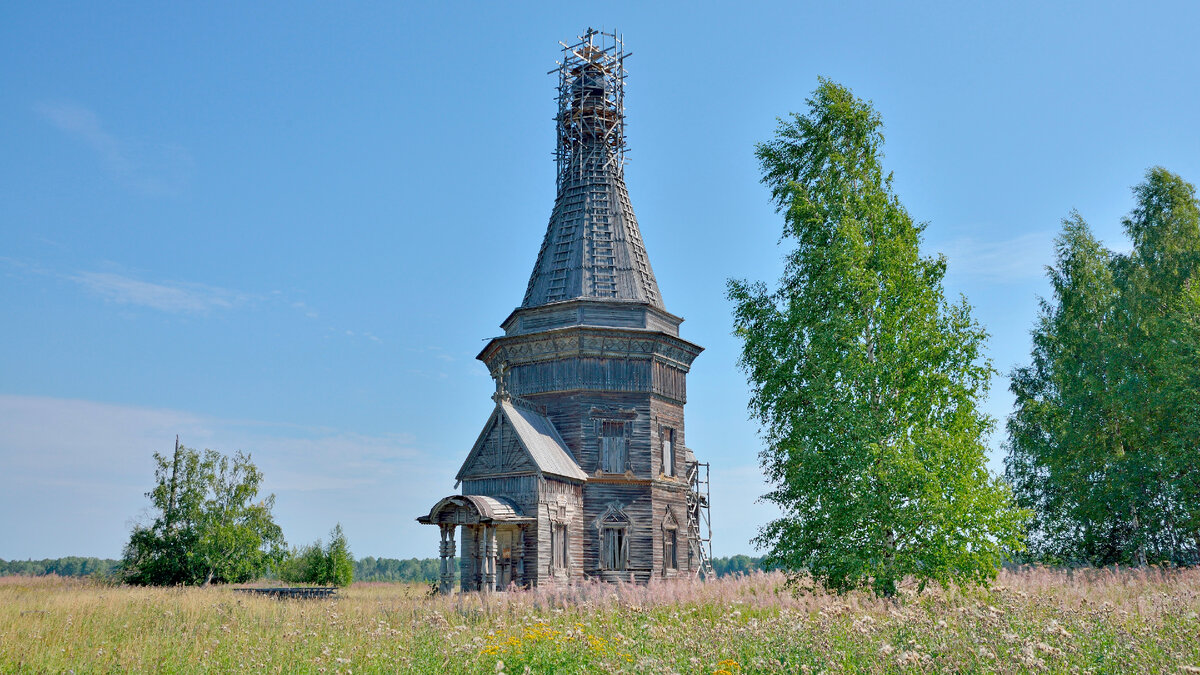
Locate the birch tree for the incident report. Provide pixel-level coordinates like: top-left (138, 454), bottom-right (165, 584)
top-left (729, 79), bottom-right (1026, 596)
top-left (1007, 168), bottom-right (1200, 565)
top-left (121, 440), bottom-right (286, 585)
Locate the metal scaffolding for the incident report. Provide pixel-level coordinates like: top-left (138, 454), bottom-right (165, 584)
top-left (524, 27), bottom-right (660, 309)
top-left (552, 27), bottom-right (629, 189)
top-left (687, 460), bottom-right (715, 579)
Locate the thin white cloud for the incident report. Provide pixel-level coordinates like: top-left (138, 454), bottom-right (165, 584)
top-left (35, 101), bottom-right (191, 196)
top-left (934, 231), bottom-right (1055, 284)
top-left (291, 300), bottom-right (319, 319)
top-left (35, 102), bottom-right (125, 169)
top-left (20, 260), bottom-right (383, 339)
top-left (0, 394), bottom-right (451, 559)
top-left (408, 346), bottom-right (454, 362)
top-left (327, 326), bottom-right (385, 344)
top-left (70, 271), bottom-right (251, 314)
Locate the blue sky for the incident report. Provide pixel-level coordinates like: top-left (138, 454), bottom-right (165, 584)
top-left (3, 2), bottom-right (1199, 560)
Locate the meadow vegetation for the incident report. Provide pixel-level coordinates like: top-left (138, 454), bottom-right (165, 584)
top-left (3, 567), bottom-right (1199, 673)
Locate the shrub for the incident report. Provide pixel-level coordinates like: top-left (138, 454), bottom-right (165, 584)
top-left (279, 524), bottom-right (354, 587)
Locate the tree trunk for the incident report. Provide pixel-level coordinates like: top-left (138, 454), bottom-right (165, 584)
top-left (166, 435), bottom-right (181, 532)
top-left (1131, 506), bottom-right (1148, 567)
top-left (878, 527), bottom-right (897, 597)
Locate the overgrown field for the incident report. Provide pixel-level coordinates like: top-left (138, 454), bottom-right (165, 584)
top-left (2, 568), bottom-right (1199, 673)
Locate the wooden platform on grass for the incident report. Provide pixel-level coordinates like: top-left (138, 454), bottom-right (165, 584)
top-left (233, 587), bottom-right (337, 599)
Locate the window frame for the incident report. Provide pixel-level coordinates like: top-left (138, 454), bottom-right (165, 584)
top-left (664, 527), bottom-right (677, 570)
top-left (601, 524), bottom-right (628, 571)
top-left (599, 420), bottom-right (629, 474)
top-left (551, 521), bottom-right (568, 571)
top-left (596, 504), bottom-right (631, 571)
top-left (661, 426), bottom-right (675, 477)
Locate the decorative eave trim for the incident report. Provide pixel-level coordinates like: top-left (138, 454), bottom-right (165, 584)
top-left (477, 325), bottom-right (703, 368)
top-left (497, 298), bottom-right (686, 335)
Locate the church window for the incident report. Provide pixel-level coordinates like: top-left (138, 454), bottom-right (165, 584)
top-left (600, 421), bottom-right (628, 473)
top-left (602, 526), bottom-right (627, 570)
top-left (598, 505), bottom-right (630, 571)
top-left (551, 522), bottom-right (568, 569)
top-left (661, 427), bottom-right (675, 477)
top-left (664, 528), bottom-right (677, 569)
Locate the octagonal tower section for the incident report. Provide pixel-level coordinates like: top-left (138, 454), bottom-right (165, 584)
top-left (479, 298), bottom-right (703, 582)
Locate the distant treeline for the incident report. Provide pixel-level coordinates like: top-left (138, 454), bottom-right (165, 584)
top-left (0, 556), bottom-right (441, 583)
top-left (353, 557), bottom-right (441, 583)
top-left (0, 557), bottom-right (119, 577)
top-left (710, 555), bottom-right (774, 577)
top-left (2, 555), bottom-right (772, 582)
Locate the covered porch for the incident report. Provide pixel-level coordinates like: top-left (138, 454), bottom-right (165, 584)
top-left (417, 495), bottom-right (534, 593)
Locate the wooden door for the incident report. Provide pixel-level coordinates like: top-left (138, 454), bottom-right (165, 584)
top-left (498, 529), bottom-right (513, 589)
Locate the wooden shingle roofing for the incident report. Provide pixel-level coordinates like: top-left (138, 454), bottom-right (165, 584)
top-left (521, 173), bottom-right (664, 310)
top-left (417, 494), bottom-right (534, 524)
top-left (455, 397), bottom-right (588, 484)
top-left (501, 400), bottom-right (588, 481)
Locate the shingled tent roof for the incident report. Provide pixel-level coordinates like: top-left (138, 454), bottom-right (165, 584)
top-left (520, 30), bottom-right (663, 311)
top-left (521, 176), bottom-right (664, 309)
top-left (456, 398), bottom-right (588, 483)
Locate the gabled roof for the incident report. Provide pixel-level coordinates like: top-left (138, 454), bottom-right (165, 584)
top-left (456, 398), bottom-right (588, 483)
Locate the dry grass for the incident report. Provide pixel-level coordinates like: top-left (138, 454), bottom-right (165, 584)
top-left (2, 567), bottom-right (1199, 673)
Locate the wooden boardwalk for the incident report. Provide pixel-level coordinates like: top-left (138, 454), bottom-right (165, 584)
top-left (233, 587), bottom-right (337, 599)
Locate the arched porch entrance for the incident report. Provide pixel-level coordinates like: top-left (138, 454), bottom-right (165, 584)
top-left (417, 495), bottom-right (534, 593)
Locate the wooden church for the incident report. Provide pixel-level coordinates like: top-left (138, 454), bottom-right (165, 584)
top-left (418, 29), bottom-right (712, 592)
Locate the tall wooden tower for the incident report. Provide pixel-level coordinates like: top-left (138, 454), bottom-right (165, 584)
top-left (419, 29), bottom-right (712, 590)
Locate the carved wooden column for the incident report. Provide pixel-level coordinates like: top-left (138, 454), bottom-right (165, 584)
top-left (460, 525), bottom-right (472, 592)
top-left (484, 525), bottom-right (497, 592)
top-left (437, 525), bottom-right (447, 593)
top-left (438, 524), bottom-right (456, 594)
top-left (475, 526), bottom-right (485, 591)
top-left (447, 524), bottom-right (457, 589)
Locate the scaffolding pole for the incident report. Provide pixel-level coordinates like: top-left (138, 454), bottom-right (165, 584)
top-left (687, 460), bottom-right (714, 579)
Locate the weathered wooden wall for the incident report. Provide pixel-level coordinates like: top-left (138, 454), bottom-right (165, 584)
top-left (531, 479), bottom-right (584, 587)
top-left (496, 388), bottom-right (692, 581)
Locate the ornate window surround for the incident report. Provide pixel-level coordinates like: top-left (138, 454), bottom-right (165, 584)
top-left (589, 407), bottom-right (636, 475)
top-left (548, 502), bottom-right (569, 574)
top-left (595, 502), bottom-right (631, 571)
top-left (661, 507), bottom-right (679, 571)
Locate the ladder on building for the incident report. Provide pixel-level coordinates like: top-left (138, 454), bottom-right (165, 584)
top-left (686, 460), bottom-right (714, 579)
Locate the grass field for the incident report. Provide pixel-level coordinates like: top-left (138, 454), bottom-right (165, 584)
top-left (2, 567), bottom-right (1199, 673)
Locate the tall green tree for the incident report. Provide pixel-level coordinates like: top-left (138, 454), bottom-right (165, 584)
top-left (1007, 168), bottom-right (1200, 565)
top-left (279, 524), bottom-right (354, 587)
top-left (1006, 215), bottom-right (1123, 562)
top-left (121, 439), bottom-right (286, 585)
top-left (1115, 169), bottom-right (1200, 563)
top-left (729, 79), bottom-right (1026, 596)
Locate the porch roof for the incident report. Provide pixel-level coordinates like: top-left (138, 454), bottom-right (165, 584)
top-left (417, 494), bottom-right (535, 525)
